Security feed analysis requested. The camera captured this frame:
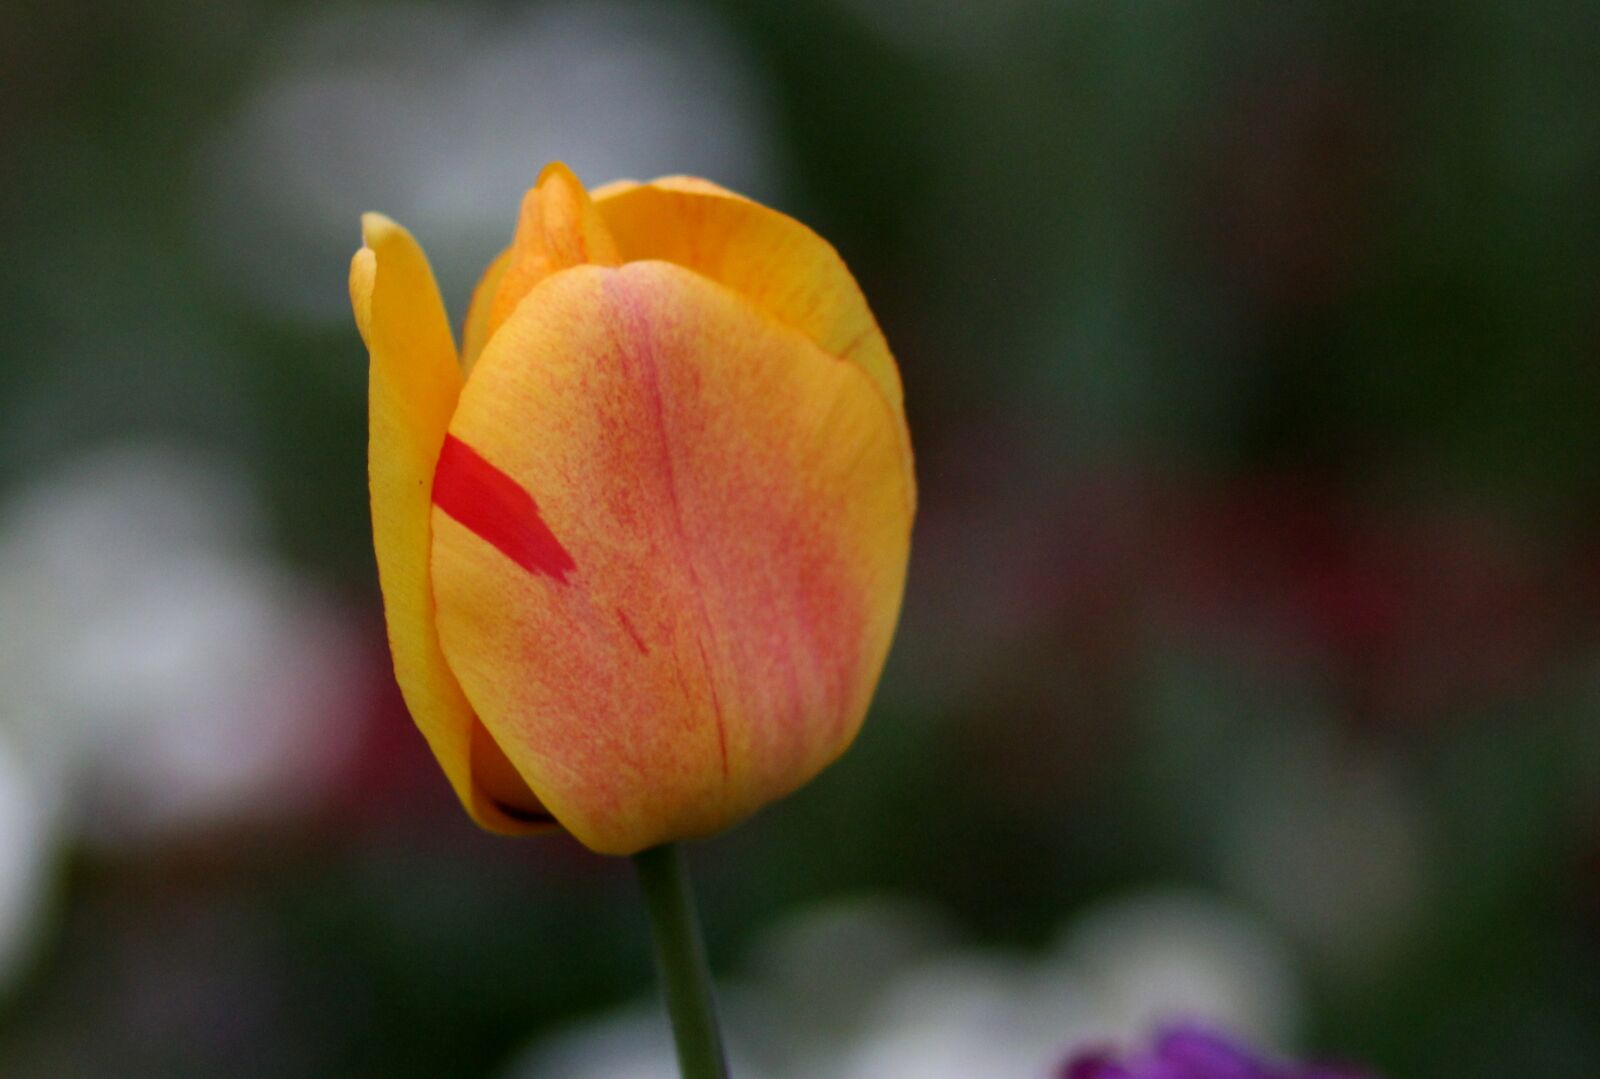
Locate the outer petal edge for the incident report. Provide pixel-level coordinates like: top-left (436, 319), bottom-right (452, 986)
top-left (357, 212), bottom-right (551, 836)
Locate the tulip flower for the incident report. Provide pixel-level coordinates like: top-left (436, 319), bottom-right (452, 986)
top-left (350, 164), bottom-right (915, 857)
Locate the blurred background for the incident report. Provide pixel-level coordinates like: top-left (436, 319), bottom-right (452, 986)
top-left (2, 1), bottom-right (1598, 1076)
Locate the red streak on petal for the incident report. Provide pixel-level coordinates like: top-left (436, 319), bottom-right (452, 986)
top-left (433, 434), bottom-right (576, 583)
top-left (616, 608), bottom-right (649, 655)
top-left (695, 635), bottom-right (729, 779)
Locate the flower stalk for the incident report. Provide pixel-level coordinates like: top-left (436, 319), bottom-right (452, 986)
top-left (633, 843), bottom-right (729, 1079)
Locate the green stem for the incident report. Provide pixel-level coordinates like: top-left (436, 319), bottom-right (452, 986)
top-left (632, 843), bottom-right (729, 1079)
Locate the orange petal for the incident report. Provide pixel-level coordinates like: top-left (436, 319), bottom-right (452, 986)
top-left (483, 162), bottom-right (620, 346)
top-left (590, 175), bottom-right (752, 202)
top-left (464, 177), bottom-right (743, 374)
top-left (594, 177), bottom-right (904, 412)
top-left (430, 262), bottom-right (914, 854)
top-left (353, 212), bottom-right (551, 835)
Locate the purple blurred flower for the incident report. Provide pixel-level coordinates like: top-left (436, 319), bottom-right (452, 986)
top-left (1059, 1026), bottom-right (1377, 1079)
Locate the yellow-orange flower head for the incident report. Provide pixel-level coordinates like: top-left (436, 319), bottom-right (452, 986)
top-left (351, 164), bottom-right (915, 854)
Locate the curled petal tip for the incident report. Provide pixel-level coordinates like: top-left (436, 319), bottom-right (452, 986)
top-left (359, 210), bottom-right (400, 246)
top-left (484, 163), bottom-right (621, 346)
top-left (349, 247), bottom-right (376, 336)
top-left (536, 159), bottom-right (581, 185)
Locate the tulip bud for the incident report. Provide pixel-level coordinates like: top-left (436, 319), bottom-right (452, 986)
top-left (352, 164), bottom-right (914, 854)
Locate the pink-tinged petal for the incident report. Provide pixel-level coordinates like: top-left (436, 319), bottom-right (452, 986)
top-left (430, 261), bottom-right (914, 854)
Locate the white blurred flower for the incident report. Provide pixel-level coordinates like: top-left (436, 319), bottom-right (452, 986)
top-left (513, 1007), bottom-right (677, 1079)
top-left (1062, 891), bottom-right (1302, 1045)
top-left (747, 895), bottom-right (952, 1041)
top-left (1218, 732), bottom-right (1432, 980)
top-left (0, 733), bottom-right (55, 995)
top-left (0, 445), bottom-right (364, 849)
top-left (514, 1002), bottom-right (776, 1079)
top-left (198, 0), bottom-right (781, 323)
top-left (825, 951), bottom-right (1096, 1078)
top-left (506, 889), bottom-right (1304, 1079)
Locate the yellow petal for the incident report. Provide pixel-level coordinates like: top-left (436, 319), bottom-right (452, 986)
top-left (430, 262), bottom-right (914, 854)
top-left (459, 247), bottom-right (511, 376)
top-left (354, 212), bottom-right (551, 835)
top-left (594, 178), bottom-right (904, 412)
top-left (483, 162), bottom-right (621, 346)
